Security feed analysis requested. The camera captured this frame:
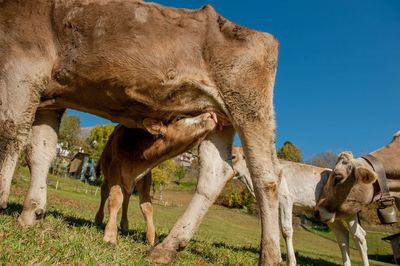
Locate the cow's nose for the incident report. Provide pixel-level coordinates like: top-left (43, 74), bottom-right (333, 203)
top-left (334, 175), bottom-right (343, 186)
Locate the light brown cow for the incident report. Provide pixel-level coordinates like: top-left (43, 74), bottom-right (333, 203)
top-left (233, 146), bottom-right (370, 266)
top-left (95, 113), bottom-right (217, 245)
top-left (0, 1), bottom-right (280, 264)
top-left (316, 131), bottom-right (400, 223)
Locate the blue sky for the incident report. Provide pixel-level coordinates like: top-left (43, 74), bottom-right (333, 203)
top-left (69, 0), bottom-right (400, 159)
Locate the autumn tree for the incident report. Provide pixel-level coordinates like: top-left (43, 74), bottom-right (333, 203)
top-left (175, 165), bottom-right (186, 185)
top-left (277, 141), bottom-right (303, 162)
top-left (58, 112), bottom-right (81, 149)
top-left (87, 124), bottom-right (115, 161)
top-left (308, 151), bottom-right (337, 169)
top-left (151, 159), bottom-right (175, 200)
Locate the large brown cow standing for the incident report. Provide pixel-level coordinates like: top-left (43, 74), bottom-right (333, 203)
top-left (0, 1), bottom-right (281, 264)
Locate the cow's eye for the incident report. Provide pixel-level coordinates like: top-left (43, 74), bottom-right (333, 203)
top-left (342, 160), bottom-right (348, 165)
top-left (232, 155), bottom-right (236, 160)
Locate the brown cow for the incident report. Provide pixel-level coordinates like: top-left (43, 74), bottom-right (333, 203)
top-left (0, 1), bottom-right (280, 264)
top-left (95, 113), bottom-right (217, 245)
top-left (316, 131), bottom-right (400, 223)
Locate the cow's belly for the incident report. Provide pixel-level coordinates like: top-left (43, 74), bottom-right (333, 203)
top-left (48, 79), bottom-right (225, 128)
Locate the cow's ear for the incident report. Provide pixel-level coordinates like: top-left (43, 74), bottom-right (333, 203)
top-left (355, 166), bottom-right (377, 184)
top-left (143, 118), bottom-right (167, 136)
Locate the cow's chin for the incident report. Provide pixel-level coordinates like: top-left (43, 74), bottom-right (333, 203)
top-left (318, 208), bottom-right (336, 223)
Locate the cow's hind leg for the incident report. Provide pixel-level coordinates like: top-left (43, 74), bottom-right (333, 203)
top-left (0, 60), bottom-right (50, 210)
top-left (120, 188), bottom-right (132, 235)
top-left (95, 180), bottom-right (110, 225)
top-left (17, 109), bottom-right (64, 226)
top-left (147, 126), bottom-right (235, 263)
top-left (137, 172), bottom-right (155, 245)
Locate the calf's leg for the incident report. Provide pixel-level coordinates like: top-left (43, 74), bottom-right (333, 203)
top-left (120, 188), bottom-right (131, 235)
top-left (95, 180), bottom-right (110, 225)
top-left (104, 184), bottom-right (123, 244)
top-left (147, 126), bottom-right (235, 263)
top-left (137, 172), bottom-right (155, 245)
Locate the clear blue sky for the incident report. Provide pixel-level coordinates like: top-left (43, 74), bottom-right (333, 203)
top-left (69, 0), bottom-right (400, 159)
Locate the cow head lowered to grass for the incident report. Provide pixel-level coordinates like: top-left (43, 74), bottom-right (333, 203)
top-left (316, 131), bottom-right (400, 224)
top-left (316, 152), bottom-right (378, 223)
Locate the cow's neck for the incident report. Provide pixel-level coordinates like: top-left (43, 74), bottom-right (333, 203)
top-left (370, 133), bottom-right (400, 180)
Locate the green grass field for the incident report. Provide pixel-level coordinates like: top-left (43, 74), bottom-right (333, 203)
top-left (0, 168), bottom-right (396, 265)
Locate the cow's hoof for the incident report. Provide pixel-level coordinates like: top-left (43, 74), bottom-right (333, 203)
top-left (17, 211), bottom-right (38, 227)
top-left (0, 201), bottom-right (7, 210)
top-left (120, 227), bottom-right (129, 236)
top-left (146, 245), bottom-right (177, 264)
top-left (120, 221), bottom-right (129, 235)
top-left (94, 212), bottom-right (103, 225)
top-left (103, 233), bottom-right (117, 245)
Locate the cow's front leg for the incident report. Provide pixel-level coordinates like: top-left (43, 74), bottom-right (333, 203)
top-left (18, 109), bottom-right (63, 227)
top-left (328, 220), bottom-right (351, 266)
top-left (347, 214), bottom-right (369, 266)
top-left (0, 88), bottom-right (41, 209)
top-left (146, 126), bottom-right (235, 264)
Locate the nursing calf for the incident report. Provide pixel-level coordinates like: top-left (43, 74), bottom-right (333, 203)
top-left (232, 147), bottom-right (370, 266)
top-left (95, 113), bottom-right (217, 245)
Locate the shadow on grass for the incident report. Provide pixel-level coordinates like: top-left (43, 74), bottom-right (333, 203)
top-left (368, 254), bottom-right (395, 264)
top-left (0, 202), bottom-right (23, 217)
top-left (211, 242), bottom-right (340, 266)
top-left (212, 242), bottom-right (259, 254)
top-left (295, 254), bottom-right (340, 266)
top-left (48, 209), bottom-right (98, 228)
top-left (0, 202), bottom-right (386, 265)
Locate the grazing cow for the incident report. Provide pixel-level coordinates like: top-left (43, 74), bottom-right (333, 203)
top-left (316, 131), bottom-right (400, 222)
top-left (232, 146), bottom-right (370, 266)
top-left (95, 113), bottom-right (217, 245)
top-left (0, 1), bottom-right (280, 264)
top-left (315, 131), bottom-right (400, 263)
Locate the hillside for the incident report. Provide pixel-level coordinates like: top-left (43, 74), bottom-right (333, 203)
top-left (0, 168), bottom-right (396, 265)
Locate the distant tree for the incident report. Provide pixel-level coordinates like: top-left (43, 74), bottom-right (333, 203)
top-left (308, 151), bottom-right (337, 169)
top-left (58, 113), bottom-right (81, 149)
top-left (277, 141), bottom-right (303, 162)
top-left (151, 159), bottom-right (175, 200)
top-left (175, 165), bottom-right (186, 185)
top-left (87, 124), bottom-right (115, 161)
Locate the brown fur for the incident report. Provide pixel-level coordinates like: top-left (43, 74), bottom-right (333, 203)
top-left (95, 113), bottom-right (216, 244)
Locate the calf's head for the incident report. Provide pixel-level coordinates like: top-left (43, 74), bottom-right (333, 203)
top-left (316, 152), bottom-right (377, 223)
top-left (142, 112), bottom-right (217, 160)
